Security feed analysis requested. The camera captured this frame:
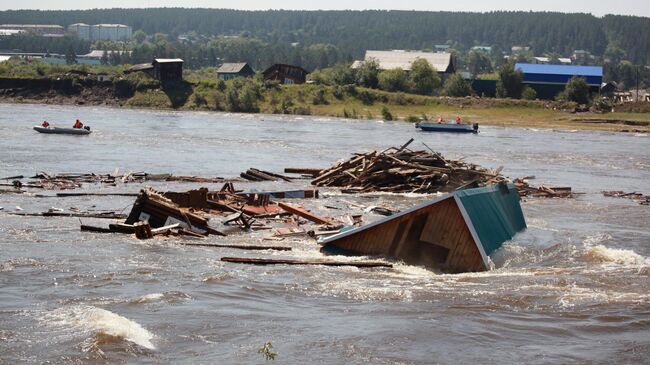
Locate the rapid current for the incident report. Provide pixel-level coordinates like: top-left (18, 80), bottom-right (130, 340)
top-left (1, 104), bottom-right (649, 364)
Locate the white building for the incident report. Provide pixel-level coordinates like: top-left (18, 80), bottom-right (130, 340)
top-left (68, 23), bottom-right (91, 40)
top-left (68, 23), bottom-right (132, 41)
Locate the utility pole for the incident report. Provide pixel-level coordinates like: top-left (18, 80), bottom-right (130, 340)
top-left (636, 66), bottom-right (639, 103)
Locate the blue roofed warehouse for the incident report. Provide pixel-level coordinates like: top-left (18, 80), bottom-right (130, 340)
top-left (515, 63), bottom-right (603, 100)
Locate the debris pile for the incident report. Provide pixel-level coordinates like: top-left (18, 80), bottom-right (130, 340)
top-left (602, 191), bottom-right (650, 205)
top-left (311, 139), bottom-right (502, 194)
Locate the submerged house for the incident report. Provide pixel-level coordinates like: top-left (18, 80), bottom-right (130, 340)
top-left (320, 183), bottom-right (526, 272)
top-left (262, 64), bottom-right (308, 84)
top-left (217, 62), bottom-right (255, 80)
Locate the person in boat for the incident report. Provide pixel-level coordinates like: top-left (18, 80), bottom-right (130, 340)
top-left (41, 121), bottom-right (50, 128)
top-left (73, 119), bottom-right (83, 129)
top-left (456, 116), bottom-right (462, 124)
top-left (437, 116), bottom-right (443, 124)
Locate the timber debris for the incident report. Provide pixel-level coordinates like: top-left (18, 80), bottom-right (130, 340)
top-left (602, 191), bottom-right (650, 205)
top-left (311, 139), bottom-right (573, 197)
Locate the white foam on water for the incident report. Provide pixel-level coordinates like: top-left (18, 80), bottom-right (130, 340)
top-left (134, 293), bottom-right (165, 304)
top-left (43, 305), bottom-right (155, 350)
top-left (581, 233), bottom-right (649, 267)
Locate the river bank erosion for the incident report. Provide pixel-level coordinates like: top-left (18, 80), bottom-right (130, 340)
top-left (1, 75), bottom-right (650, 133)
top-left (1, 103), bottom-right (649, 364)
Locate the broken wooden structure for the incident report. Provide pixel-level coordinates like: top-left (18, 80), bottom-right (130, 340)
top-left (311, 139), bottom-right (505, 193)
top-left (319, 183), bottom-right (527, 272)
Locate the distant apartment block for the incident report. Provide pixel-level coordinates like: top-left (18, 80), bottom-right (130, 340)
top-left (68, 23), bottom-right (132, 41)
top-left (0, 24), bottom-right (65, 37)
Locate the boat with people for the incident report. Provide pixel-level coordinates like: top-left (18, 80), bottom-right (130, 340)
top-left (415, 122), bottom-right (479, 134)
top-left (416, 116), bottom-right (479, 134)
top-left (33, 119), bottom-right (92, 135)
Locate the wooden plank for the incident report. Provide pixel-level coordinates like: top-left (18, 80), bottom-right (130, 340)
top-left (80, 225), bottom-right (113, 233)
top-left (180, 243), bottom-right (291, 251)
top-left (220, 257), bottom-right (392, 268)
top-left (278, 202), bottom-right (333, 225)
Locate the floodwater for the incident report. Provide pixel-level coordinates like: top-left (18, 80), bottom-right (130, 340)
top-left (1, 103), bottom-right (649, 364)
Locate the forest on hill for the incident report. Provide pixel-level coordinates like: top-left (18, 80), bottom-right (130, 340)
top-left (0, 9), bottom-right (648, 64)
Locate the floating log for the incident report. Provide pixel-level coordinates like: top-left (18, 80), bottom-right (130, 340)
top-left (80, 225), bottom-right (114, 233)
top-left (278, 202), bottom-right (333, 225)
top-left (109, 223), bottom-right (135, 233)
top-left (180, 243), bottom-right (292, 251)
top-left (284, 168), bottom-right (323, 177)
top-left (56, 192), bottom-right (139, 197)
top-left (8, 211), bottom-right (126, 219)
top-left (220, 257), bottom-right (393, 268)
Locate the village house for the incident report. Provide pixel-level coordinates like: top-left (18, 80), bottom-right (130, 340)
top-left (262, 64), bottom-right (308, 84)
top-left (351, 50), bottom-right (456, 78)
top-left (217, 63), bottom-right (255, 80)
top-left (515, 63), bottom-right (603, 100)
top-left (125, 58), bottom-right (184, 82)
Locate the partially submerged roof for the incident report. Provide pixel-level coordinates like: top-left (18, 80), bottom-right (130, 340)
top-left (360, 50), bottom-right (454, 72)
top-left (217, 62), bottom-right (250, 73)
top-left (515, 63), bottom-right (602, 77)
top-left (320, 183), bottom-right (526, 272)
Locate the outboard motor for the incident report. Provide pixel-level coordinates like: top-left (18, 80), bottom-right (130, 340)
top-left (472, 123), bottom-right (479, 133)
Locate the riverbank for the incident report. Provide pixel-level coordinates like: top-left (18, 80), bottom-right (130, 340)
top-left (2, 77), bottom-right (649, 133)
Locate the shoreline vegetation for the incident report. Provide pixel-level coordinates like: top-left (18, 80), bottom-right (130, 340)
top-left (1, 64), bottom-right (649, 133)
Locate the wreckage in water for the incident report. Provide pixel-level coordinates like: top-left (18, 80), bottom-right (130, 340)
top-left (319, 183), bottom-right (526, 272)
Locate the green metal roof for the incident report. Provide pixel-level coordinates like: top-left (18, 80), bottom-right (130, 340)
top-left (455, 183), bottom-right (527, 257)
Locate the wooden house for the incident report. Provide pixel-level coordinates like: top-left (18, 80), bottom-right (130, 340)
top-left (152, 58), bottom-right (183, 81)
top-left (262, 64), bottom-right (308, 84)
top-left (217, 62), bottom-right (255, 80)
top-left (319, 183), bottom-right (526, 273)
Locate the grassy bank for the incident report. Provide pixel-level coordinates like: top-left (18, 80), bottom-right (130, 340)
top-left (1, 61), bottom-right (648, 132)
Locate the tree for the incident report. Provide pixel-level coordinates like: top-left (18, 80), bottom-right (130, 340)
top-left (408, 58), bottom-right (440, 95)
top-left (355, 59), bottom-right (380, 88)
top-left (496, 63), bottom-right (524, 98)
top-left (100, 49), bottom-right (109, 65)
top-left (564, 76), bottom-right (590, 104)
top-left (133, 30), bottom-right (147, 44)
top-left (65, 46), bottom-right (77, 65)
top-left (468, 51), bottom-right (492, 77)
top-left (378, 68), bottom-right (409, 92)
top-left (442, 73), bottom-right (473, 97)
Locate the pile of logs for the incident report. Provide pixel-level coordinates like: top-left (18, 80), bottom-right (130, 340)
top-left (513, 178), bottom-right (574, 198)
top-left (240, 168), bottom-right (293, 182)
top-left (311, 139), bottom-right (504, 194)
top-left (602, 191), bottom-right (650, 205)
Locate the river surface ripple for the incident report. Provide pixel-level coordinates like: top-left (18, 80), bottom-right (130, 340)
top-left (1, 104), bottom-right (649, 364)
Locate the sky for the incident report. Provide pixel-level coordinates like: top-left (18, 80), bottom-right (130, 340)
top-left (0, 0), bottom-right (648, 17)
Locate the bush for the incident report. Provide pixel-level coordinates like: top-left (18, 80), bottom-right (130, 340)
top-left (409, 59), bottom-right (441, 95)
top-left (357, 90), bottom-right (375, 105)
top-left (378, 68), bottom-right (409, 92)
top-left (405, 115), bottom-right (420, 123)
top-left (565, 76), bottom-right (590, 105)
top-left (442, 74), bottom-right (473, 97)
top-left (521, 86), bottom-right (537, 100)
top-left (311, 88), bottom-right (329, 105)
top-left (355, 60), bottom-right (380, 88)
top-left (381, 106), bottom-right (393, 121)
top-left (496, 62), bottom-right (524, 98)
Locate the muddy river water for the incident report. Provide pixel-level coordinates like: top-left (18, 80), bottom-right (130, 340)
top-left (1, 104), bottom-right (649, 364)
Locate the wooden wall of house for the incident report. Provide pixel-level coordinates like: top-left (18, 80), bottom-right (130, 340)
top-left (322, 197), bottom-right (486, 272)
